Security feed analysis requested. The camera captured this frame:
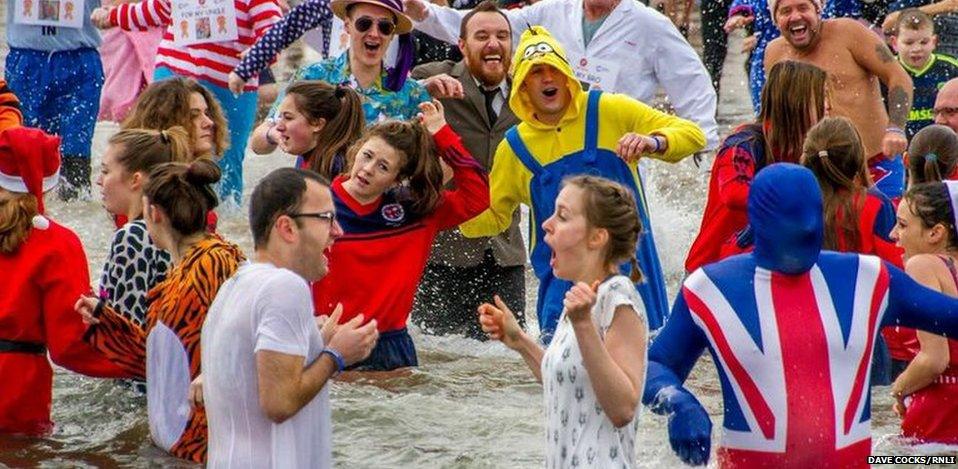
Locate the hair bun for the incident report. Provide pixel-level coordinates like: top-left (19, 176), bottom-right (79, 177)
top-left (185, 158), bottom-right (222, 186)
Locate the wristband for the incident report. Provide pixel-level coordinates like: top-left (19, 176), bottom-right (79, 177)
top-left (651, 135), bottom-right (663, 153)
top-left (321, 348), bottom-right (346, 375)
top-left (265, 118), bottom-right (279, 146)
top-left (885, 126), bottom-right (906, 136)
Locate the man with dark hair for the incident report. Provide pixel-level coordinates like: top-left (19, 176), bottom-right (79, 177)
top-left (411, 0), bottom-right (527, 339)
top-left (202, 167), bottom-right (378, 467)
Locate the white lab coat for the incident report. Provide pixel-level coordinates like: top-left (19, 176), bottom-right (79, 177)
top-left (414, 0), bottom-right (719, 149)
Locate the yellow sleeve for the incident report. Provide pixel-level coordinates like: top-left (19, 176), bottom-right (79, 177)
top-left (459, 138), bottom-right (531, 238)
top-left (604, 93), bottom-right (707, 163)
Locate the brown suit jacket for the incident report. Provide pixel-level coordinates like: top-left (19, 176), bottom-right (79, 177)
top-left (412, 60), bottom-right (526, 268)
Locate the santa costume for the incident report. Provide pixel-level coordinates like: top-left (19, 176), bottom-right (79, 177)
top-left (0, 127), bottom-right (125, 435)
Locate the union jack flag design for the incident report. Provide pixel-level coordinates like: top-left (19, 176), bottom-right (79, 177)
top-left (683, 254), bottom-right (887, 468)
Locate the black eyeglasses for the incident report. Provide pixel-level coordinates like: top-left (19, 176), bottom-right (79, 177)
top-left (288, 211), bottom-right (337, 224)
top-left (354, 16), bottom-right (396, 36)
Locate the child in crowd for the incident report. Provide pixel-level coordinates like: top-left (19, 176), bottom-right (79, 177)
top-left (889, 181), bottom-right (958, 444)
top-left (906, 124), bottom-right (958, 183)
top-left (250, 80), bottom-right (365, 178)
top-left (311, 100), bottom-right (488, 371)
top-left (97, 0), bottom-right (164, 122)
top-left (97, 128), bottom-right (191, 327)
top-left (686, 60), bottom-right (827, 273)
top-left (478, 176), bottom-right (648, 469)
top-left (0, 127), bottom-right (126, 435)
top-left (801, 117), bottom-right (903, 266)
top-left (891, 8), bottom-right (958, 140)
top-left (77, 159), bottom-right (245, 462)
top-left (90, 0), bottom-right (282, 206)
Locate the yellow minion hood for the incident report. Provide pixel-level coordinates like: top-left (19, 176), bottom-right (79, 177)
top-left (509, 25), bottom-right (584, 126)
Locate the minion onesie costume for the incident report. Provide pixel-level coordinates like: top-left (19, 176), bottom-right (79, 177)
top-left (460, 26), bottom-right (706, 342)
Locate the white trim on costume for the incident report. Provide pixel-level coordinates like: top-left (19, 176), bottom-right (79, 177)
top-left (0, 170), bottom-right (60, 193)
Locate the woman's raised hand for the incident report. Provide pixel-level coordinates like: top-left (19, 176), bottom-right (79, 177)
top-left (478, 295), bottom-right (524, 350)
top-left (418, 100), bottom-right (447, 135)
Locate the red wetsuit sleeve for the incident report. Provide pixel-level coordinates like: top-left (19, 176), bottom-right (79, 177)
top-left (85, 304), bottom-right (148, 380)
top-left (715, 145), bottom-right (755, 210)
top-left (41, 231), bottom-right (126, 378)
top-left (429, 124), bottom-right (490, 231)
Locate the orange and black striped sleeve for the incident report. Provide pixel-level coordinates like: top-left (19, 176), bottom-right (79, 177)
top-left (0, 80), bottom-right (22, 131)
top-left (84, 302), bottom-right (147, 380)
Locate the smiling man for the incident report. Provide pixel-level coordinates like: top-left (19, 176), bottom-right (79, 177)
top-left (458, 25), bottom-right (705, 343)
top-left (410, 1), bottom-right (528, 340)
top-left (765, 0), bottom-right (914, 199)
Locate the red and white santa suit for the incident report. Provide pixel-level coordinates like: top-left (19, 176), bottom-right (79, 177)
top-left (0, 127), bottom-right (125, 435)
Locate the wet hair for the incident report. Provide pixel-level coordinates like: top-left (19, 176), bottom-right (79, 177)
top-left (760, 61), bottom-right (827, 164)
top-left (250, 167), bottom-right (330, 249)
top-left (801, 117), bottom-right (871, 252)
top-left (0, 191), bottom-right (38, 253)
top-left (144, 159), bottom-right (221, 236)
top-left (345, 119), bottom-right (444, 217)
top-left (903, 182), bottom-right (958, 249)
top-left (108, 126), bottom-right (192, 176)
top-left (896, 8), bottom-right (934, 34)
top-left (907, 124), bottom-right (958, 184)
top-left (459, 0), bottom-right (511, 39)
top-left (123, 78), bottom-right (229, 159)
top-left (285, 81), bottom-right (365, 178)
top-left (562, 175), bottom-right (643, 283)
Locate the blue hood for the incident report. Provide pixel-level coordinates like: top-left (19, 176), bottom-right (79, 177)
top-left (748, 163), bottom-right (823, 274)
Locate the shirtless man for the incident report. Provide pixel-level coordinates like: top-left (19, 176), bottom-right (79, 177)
top-left (765, 0), bottom-right (914, 198)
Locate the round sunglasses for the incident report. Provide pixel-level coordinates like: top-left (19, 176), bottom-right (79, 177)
top-left (354, 16), bottom-right (396, 36)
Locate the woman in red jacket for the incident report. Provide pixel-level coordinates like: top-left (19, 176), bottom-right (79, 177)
top-left (685, 60), bottom-right (828, 273)
top-left (801, 117), bottom-right (904, 266)
top-left (0, 127), bottom-right (125, 435)
top-left (311, 100), bottom-right (489, 371)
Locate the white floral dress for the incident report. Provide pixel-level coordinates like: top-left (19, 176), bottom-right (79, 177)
top-left (541, 275), bottom-right (647, 468)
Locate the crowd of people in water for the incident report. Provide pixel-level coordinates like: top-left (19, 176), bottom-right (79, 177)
top-left (6, 0), bottom-right (958, 466)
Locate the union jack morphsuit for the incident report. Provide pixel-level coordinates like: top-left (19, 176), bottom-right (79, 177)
top-left (643, 164), bottom-right (958, 467)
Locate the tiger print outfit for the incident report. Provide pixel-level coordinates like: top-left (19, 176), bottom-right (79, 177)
top-left (86, 234), bottom-right (244, 463)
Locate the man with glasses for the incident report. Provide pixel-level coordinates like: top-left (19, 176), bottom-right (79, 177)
top-left (935, 78), bottom-right (958, 133)
top-left (230, 0), bottom-right (433, 123)
top-left (201, 168), bottom-right (378, 468)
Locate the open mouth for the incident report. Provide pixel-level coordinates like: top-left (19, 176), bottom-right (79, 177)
top-left (542, 87), bottom-right (558, 98)
top-left (363, 41), bottom-right (381, 54)
top-left (356, 175), bottom-right (370, 186)
top-left (789, 23), bottom-right (808, 40)
top-left (482, 54), bottom-right (502, 65)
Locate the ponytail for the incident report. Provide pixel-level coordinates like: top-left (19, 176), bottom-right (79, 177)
top-left (286, 81), bottom-right (366, 178)
top-left (908, 124), bottom-right (958, 185)
top-left (108, 126), bottom-right (193, 176)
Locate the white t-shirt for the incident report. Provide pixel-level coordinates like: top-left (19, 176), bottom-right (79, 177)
top-left (202, 262), bottom-right (331, 469)
top-left (540, 275), bottom-right (648, 469)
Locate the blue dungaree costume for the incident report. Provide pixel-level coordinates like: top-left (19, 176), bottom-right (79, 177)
top-left (505, 90), bottom-right (668, 339)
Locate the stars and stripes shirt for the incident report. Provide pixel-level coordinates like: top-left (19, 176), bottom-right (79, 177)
top-left (233, 0), bottom-right (333, 81)
top-left (108, 0), bottom-right (282, 90)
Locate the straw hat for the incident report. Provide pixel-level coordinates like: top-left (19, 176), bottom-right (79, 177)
top-left (331, 0), bottom-right (413, 35)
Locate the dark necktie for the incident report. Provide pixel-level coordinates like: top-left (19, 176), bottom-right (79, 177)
top-left (482, 87), bottom-right (500, 124)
